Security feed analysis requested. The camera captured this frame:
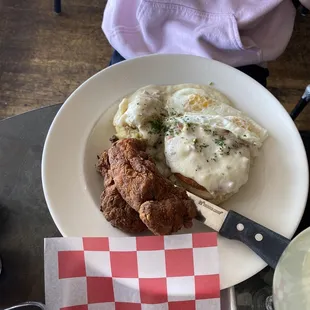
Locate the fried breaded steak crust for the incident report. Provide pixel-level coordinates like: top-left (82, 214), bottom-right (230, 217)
top-left (107, 139), bottom-right (197, 235)
top-left (97, 151), bottom-right (147, 233)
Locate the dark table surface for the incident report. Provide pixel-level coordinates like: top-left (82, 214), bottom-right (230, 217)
top-left (0, 105), bottom-right (62, 307)
top-left (0, 105), bottom-right (309, 309)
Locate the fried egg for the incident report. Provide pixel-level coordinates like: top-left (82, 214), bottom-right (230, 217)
top-left (165, 84), bottom-right (233, 115)
top-left (113, 83), bottom-right (268, 203)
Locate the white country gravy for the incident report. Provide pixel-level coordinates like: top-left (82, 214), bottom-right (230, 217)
top-left (164, 116), bottom-right (251, 195)
top-left (113, 87), bottom-right (167, 147)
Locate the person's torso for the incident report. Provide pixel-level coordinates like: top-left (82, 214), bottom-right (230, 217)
top-left (102, 0), bottom-right (296, 67)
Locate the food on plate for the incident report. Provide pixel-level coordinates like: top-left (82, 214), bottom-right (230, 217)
top-left (164, 114), bottom-right (267, 203)
top-left (165, 84), bottom-right (233, 115)
top-left (113, 86), bottom-right (167, 146)
top-left (97, 138), bottom-right (197, 235)
top-left (97, 151), bottom-right (147, 233)
top-left (113, 84), bottom-right (268, 204)
top-left (113, 86), bottom-right (170, 177)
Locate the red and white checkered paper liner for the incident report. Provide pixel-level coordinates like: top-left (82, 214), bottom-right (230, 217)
top-left (44, 233), bottom-right (220, 310)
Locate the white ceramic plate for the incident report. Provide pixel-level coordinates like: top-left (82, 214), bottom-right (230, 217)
top-left (42, 54), bottom-right (308, 289)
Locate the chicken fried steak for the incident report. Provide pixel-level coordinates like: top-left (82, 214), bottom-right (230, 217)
top-left (96, 151), bottom-right (147, 233)
top-left (107, 138), bottom-right (197, 235)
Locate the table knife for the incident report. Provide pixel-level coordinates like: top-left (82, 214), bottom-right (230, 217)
top-left (188, 191), bottom-right (290, 269)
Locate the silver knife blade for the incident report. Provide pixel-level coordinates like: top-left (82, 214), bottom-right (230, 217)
top-left (187, 191), bottom-right (228, 232)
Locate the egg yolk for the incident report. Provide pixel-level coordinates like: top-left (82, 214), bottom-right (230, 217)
top-left (184, 94), bottom-right (211, 111)
top-left (232, 117), bottom-right (260, 136)
top-left (233, 118), bottom-right (247, 129)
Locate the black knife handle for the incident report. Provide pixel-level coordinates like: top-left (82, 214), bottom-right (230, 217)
top-left (219, 211), bottom-right (290, 269)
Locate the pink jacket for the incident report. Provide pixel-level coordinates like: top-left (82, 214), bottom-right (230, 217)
top-left (102, 0), bottom-right (296, 67)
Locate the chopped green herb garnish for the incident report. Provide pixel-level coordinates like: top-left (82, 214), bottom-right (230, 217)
top-left (214, 138), bottom-right (226, 147)
top-left (197, 142), bottom-right (209, 152)
top-left (149, 119), bottom-right (164, 134)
